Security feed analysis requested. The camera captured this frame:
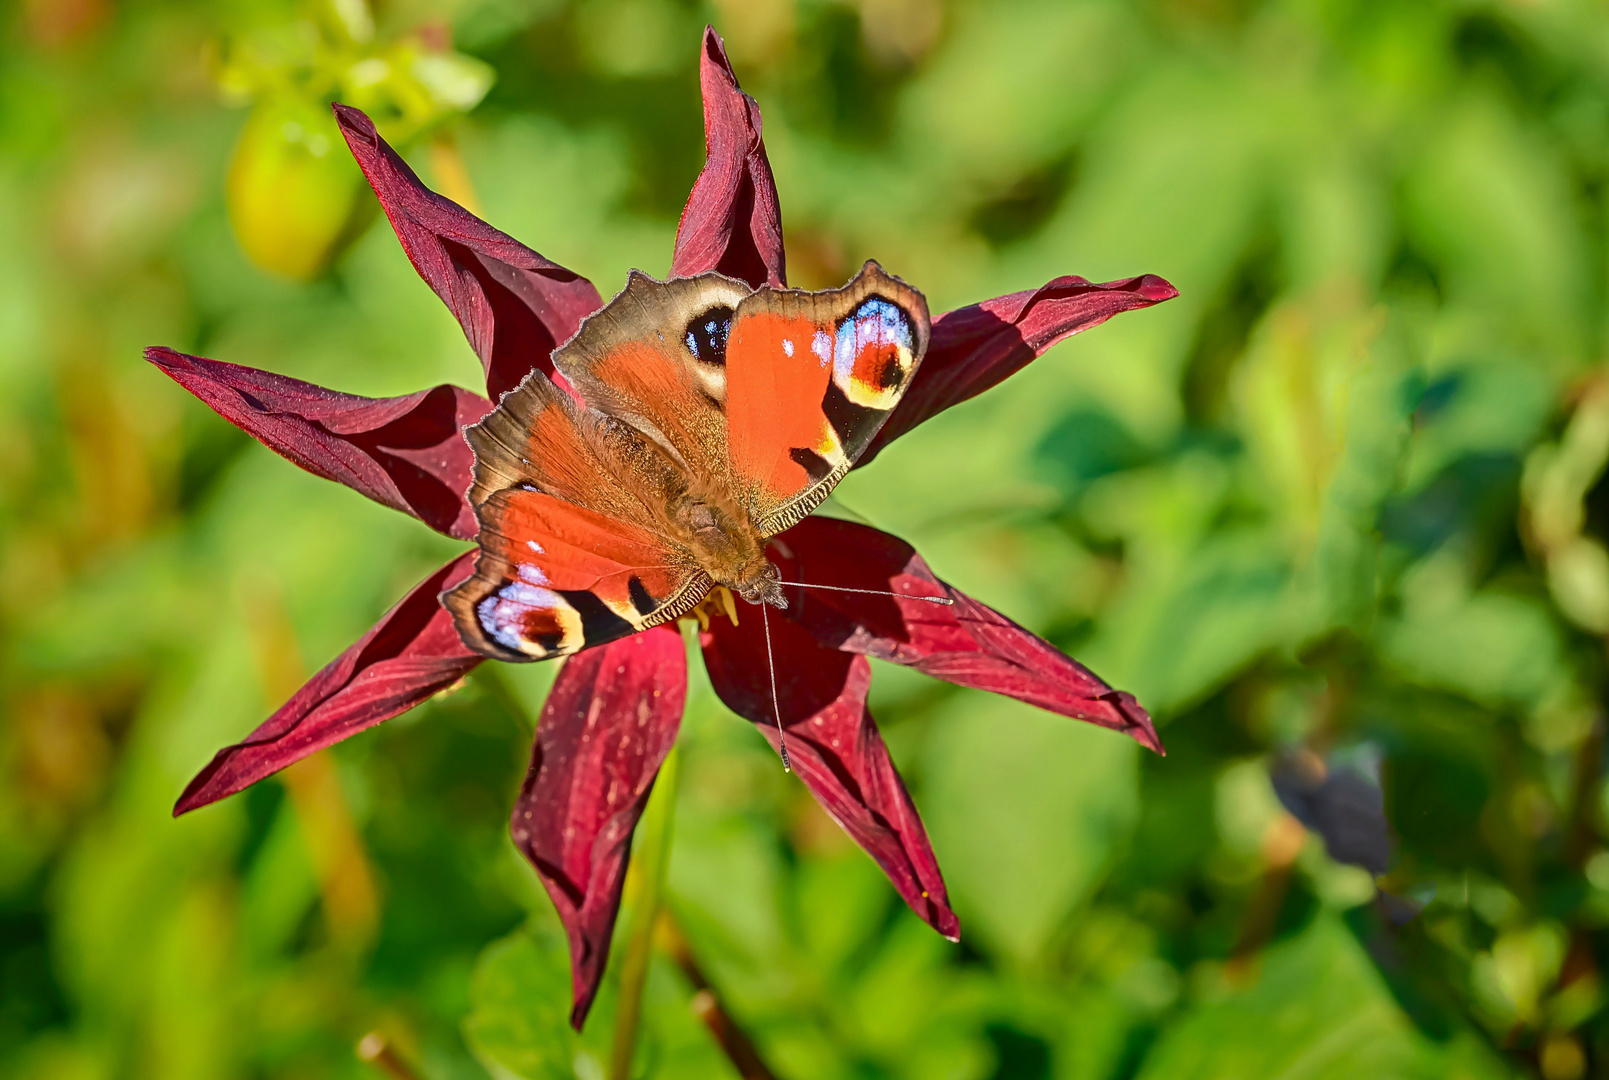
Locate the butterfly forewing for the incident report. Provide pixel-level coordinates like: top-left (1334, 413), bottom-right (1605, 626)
top-left (725, 261), bottom-right (930, 533)
top-left (551, 271), bottom-right (750, 489)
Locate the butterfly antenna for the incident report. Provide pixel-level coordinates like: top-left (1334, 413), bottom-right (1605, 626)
top-left (776, 581), bottom-right (953, 605)
top-left (761, 603), bottom-right (791, 772)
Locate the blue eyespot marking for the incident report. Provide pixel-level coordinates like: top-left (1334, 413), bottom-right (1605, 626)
top-left (834, 299), bottom-right (912, 380)
top-left (685, 306), bottom-right (734, 365)
top-left (478, 580), bottom-right (570, 653)
top-left (833, 297), bottom-right (914, 402)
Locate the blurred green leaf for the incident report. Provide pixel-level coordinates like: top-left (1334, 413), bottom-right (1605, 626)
top-left (1136, 916), bottom-right (1513, 1080)
top-left (1302, 319), bottom-right (1420, 636)
top-left (1381, 581), bottom-right (1568, 711)
top-left (922, 693), bottom-right (1139, 965)
top-left (464, 923), bottom-right (578, 1080)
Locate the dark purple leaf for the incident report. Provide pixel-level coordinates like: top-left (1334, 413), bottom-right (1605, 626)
top-left (670, 27), bottom-right (786, 290)
top-left (148, 347), bottom-right (487, 540)
top-left (333, 104), bottom-right (604, 402)
top-left (509, 625), bottom-right (688, 1030)
top-left (861, 274), bottom-right (1178, 465)
top-left (771, 517), bottom-right (1164, 753)
top-left (175, 553), bottom-right (482, 815)
top-left (701, 610), bottom-right (958, 939)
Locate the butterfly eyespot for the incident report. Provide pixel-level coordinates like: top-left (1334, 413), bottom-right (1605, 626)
top-left (832, 296), bottom-right (915, 409)
top-left (477, 582), bottom-right (583, 656)
top-left (517, 608), bottom-right (570, 653)
top-left (684, 305), bottom-right (734, 365)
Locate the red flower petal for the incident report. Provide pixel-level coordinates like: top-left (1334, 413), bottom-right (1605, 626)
top-left (509, 626), bottom-right (687, 1030)
top-left (332, 104), bottom-right (604, 402)
top-left (700, 611), bottom-right (958, 939)
top-left (670, 27), bottom-right (786, 290)
top-left (175, 554), bottom-right (482, 815)
top-left (771, 518), bottom-right (1164, 754)
top-left (147, 347), bottom-right (488, 540)
top-left (860, 274), bottom-right (1178, 465)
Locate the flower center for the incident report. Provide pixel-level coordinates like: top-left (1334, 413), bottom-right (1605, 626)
top-left (679, 585), bottom-right (741, 631)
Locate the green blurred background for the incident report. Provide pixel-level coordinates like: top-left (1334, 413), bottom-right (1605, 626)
top-left (4, 0), bottom-right (1609, 1077)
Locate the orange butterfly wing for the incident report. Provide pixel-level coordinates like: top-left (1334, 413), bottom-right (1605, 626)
top-left (543, 262), bottom-right (928, 538)
top-left (552, 271), bottom-right (748, 491)
top-left (725, 261), bottom-right (930, 533)
top-left (445, 370), bottom-right (708, 661)
top-left (444, 486), bottom-right (709, 661)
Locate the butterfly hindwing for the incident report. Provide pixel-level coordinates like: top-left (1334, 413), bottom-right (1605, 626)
top-left (444, 487), bottom-right (709, 661)
top-left (447, 371), bottom-right (708, 661)
top-left (725, 260), bottom-right (930, 533)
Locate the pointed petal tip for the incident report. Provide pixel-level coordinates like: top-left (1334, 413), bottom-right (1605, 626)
top-left (512, 628), bottom-right (688, 1036)
top-left (330, 101), bottom-right (371, 134)
top-left (140, 348), bottom-right (486, 538)
top-left (330, 95), bottom-right (603, 400)
top-left (145, 346), bottom-right (189, 377)
top-left (860, 272), bottom-right (1178, 459)
top-left (674, 20), bottom-right (786, 288)
top-left (1137, 274), bottom-right (1180, 303)
top-left (170, 555), bottom-right (482, 821)
top-left (1106, 691), bottom-right (1165, 755)
top-left (332, 103), bottom-right (385, 157)
top-left (172, 768), bottom-right (221, 817)
top-left (145, 346), bottom-right (204, 389)
top-left (700, 23), bottom-right (728, 62)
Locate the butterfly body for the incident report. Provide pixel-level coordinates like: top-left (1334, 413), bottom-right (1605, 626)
top-left (670, 496), bottom-right (784, 606)
top-left (445, 261), bottom-right (929, 662)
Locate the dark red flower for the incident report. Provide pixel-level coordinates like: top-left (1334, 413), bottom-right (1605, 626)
top-left (151, 28), bottom-right (1176, 1028)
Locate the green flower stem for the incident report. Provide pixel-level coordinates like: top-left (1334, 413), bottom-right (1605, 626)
top-left (658, 912), bottom-right (778, 1080)
top-left (608, 746), bottom-right (682, 1080)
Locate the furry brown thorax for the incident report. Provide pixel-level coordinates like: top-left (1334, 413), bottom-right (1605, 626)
top-left (669, 489), bottom-right (786, 609)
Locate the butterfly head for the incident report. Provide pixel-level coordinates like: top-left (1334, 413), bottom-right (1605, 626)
top-left (732, 559), bottom-right (787, 610)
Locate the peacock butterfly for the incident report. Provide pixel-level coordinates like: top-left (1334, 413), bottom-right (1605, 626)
top-left (444, 260), bottom-right (931, 662)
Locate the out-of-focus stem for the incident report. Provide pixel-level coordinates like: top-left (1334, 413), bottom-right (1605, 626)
top-left (608, 747), bottom-right (681, 1080)
top-left (356, 1032), bottom-right (425, 1080)
top-left (1225, 812), bottom-right (1307, 984)
top-left (657, 911), bottom-right (778, 1080)
top-left (246, 579), bottom-right (379, 953)
top-left (1564, 715), bottom-right (1604, 867)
